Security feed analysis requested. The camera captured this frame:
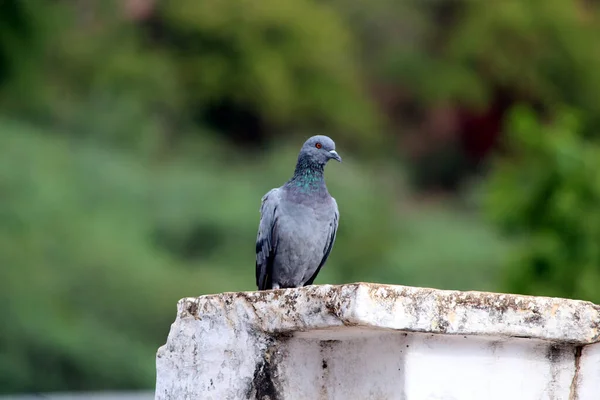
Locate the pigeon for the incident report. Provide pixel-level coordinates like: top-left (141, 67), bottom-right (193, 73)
top-left (255, 135), bottom-right (341, 290)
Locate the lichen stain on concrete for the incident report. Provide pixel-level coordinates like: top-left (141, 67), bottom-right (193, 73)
top-left (433, 316), bottom-right (450, 333)
top-left (435, 291), bottom-right (539, 325)
top-left (568, 346), bottom-right (583, 400)
top-left (247, 339), bottom-right (283, 400)
top-left (319, 340), bottom-right (336, 400)
top-left (250, 358), bottom-right (279, 400)
top-left (186, 300), bottom-right (198, 317)
top-left (523, 308), bottom-right (543, 325)
top-left (545, 344), bottom-right (570, 397)
top-left (177, 298), bottom-right (199, 319)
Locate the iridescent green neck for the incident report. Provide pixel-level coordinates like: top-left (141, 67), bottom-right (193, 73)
top-left (286, 156), bottom-right (326, 193)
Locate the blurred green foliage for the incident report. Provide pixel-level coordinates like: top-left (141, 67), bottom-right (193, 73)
top-left (0, 118), bottom-right (509, 393)
top-left (486, 106), bottom-right (600, 303)
top-left (447, 0), bottom-right (600, 119)
top-left (2, 0), bottom-right (600, 394)
top-left (339, 0), bottom-right (600, 109)
top-left (158, 0), bottom-right (378, 136)
top-left (0, 0), bottom-right (379, 153)
top-left (328, 0), bottom-right (600, 187)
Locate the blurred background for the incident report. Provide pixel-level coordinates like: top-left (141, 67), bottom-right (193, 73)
top-left (2, 0), bottom-right (600, 396)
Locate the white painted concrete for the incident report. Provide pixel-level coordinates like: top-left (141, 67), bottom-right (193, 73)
top-left (155, 283), bottom-right (600, 399)
top-left (576, 343), bottom-right (600, 398)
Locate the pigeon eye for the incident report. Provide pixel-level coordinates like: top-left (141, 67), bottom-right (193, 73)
top-left (315, 142), bottom-right (322, 149)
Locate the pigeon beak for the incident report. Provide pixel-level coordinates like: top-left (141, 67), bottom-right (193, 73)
top-left (329, 150), bottom-right (342, 162)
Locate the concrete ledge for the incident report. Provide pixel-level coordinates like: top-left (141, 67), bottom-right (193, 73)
top-left (175, 283), bottom-right (600, 344)
top-left (156, 283), bottom-right (600, 399)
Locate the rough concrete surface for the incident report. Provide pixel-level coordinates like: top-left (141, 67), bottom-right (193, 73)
top-left (155, 283), bottom-right (600, 399)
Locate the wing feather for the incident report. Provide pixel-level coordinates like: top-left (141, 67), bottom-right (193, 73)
top-left (255, 188), bottom-right (281, 290)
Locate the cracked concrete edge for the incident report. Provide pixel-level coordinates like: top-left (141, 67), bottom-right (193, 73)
top-left (170, 283), bottom-right (600, 345)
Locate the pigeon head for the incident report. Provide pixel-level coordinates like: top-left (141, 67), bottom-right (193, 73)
top-left (298, 135), bottom-right (342, 166)
top-left (289, 135), bottom-right (341, 192)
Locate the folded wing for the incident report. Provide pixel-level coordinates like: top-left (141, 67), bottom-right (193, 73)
top-left (255, 188), bottom-right (281, 290)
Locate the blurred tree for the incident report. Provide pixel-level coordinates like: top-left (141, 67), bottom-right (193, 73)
top-left (486, 106), bottom-right (600, 303)
top-left (0, 0), bottom-right (40, 85)
top-left (0, 0), bottom-right (381, 153)
top-left (330, 0), bottom-right (600, 190)
top-left (148, 0), bottom-right (379, 146)
top-left (0, 0), bottom-right (180, 152)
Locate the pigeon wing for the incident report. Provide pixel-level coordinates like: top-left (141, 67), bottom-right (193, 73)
top-left (304, 198), bottom-right (339, 286)
top-left (255, 188), bottom-right (281, 290)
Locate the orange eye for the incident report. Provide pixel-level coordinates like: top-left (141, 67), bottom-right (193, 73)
top-left (315, 142), bottom-right (322, 149)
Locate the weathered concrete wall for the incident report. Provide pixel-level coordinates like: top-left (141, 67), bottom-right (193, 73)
top-left (155, 283), bottom-right (600, 400)
top-left (576, 342), bottom-right (600, 398)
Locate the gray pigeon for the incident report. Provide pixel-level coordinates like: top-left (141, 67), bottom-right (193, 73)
top-left (255, 135), bottom-right (341, 290)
